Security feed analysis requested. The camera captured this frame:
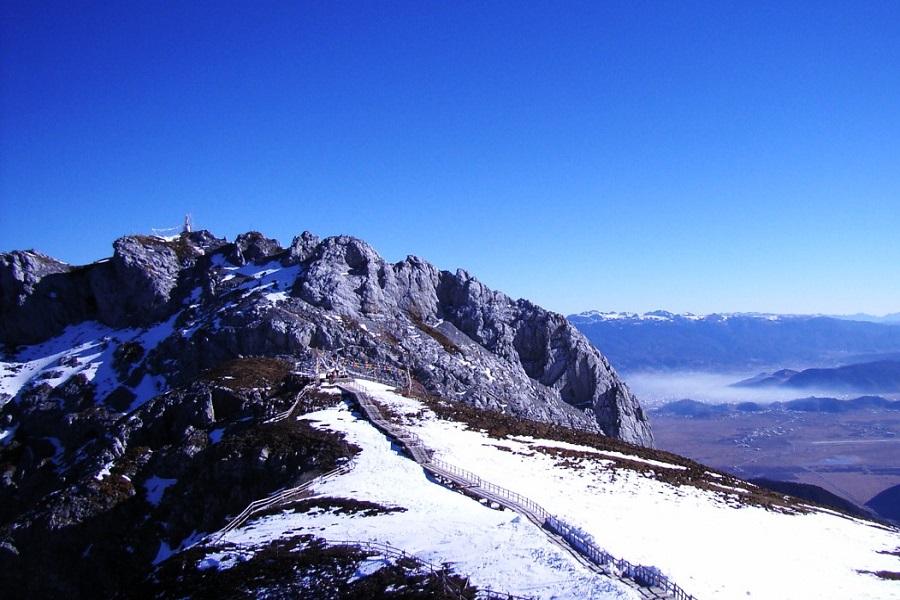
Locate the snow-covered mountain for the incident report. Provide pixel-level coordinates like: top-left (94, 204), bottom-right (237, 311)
top-left (172, 378), bottom-right (898, 599)
top-left (0, 229), bottom-right (651, 597)
top-left (1, 232), bottom-right (897, 598)
top-left (573, 310), bottom-right (791, 323)
top-left (570, 310), bottom-right (900, 372)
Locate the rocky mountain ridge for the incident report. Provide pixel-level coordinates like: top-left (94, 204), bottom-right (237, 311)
top-left (1, 230), bottom-right (651, 445)
top-left (0, 229), bottom-right (655, 597)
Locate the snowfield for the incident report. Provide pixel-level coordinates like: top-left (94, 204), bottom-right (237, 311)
top-left (347, 380), bottom-right (900, 600)
top-left (0, 319), bottom-right (176, 422)
top-left (218, 393), bottom-right (639, 599)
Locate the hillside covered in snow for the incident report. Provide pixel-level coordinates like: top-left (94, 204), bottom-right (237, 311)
top-left (0, 231), bottom-right (898, 598)
top-left (171, 375), bottom-right (900, 599)
top-left (0, 230), bottom-right (652, 598)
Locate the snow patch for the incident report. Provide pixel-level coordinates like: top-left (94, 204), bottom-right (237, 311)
top-left (348, 557), bottom-right (388, 582)
top-left (144, 476), bottom-right (178, 506)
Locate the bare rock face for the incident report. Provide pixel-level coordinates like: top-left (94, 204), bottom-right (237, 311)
top-left (284, 231), bottom-right (321, 264)
top-left (0, 230), bottom-right (652, 446)
top-left (89, 236), bottom-right (182, 327)
top-left (0, 232), bottom-right (228, 346)
top-left (273, 234), bottom-right (651, 445)
top-left (0, 251), bottom-right (87, 346)
top-left (0, 250), bottom-right (70, 308)
top-left (0, 228), bottom-right (654, 597)
top-left (230, 231), bottom-right (283, 265)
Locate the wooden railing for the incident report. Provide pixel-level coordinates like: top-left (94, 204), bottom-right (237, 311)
top-left (545, 517), bottom-right (695, 600)
top-left (265, 388), bottom-right (310, 423)
top-left (217, 462), bottom-right (353, 540)
top-left (337, 370), bottom-right (697, 600)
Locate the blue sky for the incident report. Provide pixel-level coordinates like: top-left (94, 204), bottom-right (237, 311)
top-left (2, 2), bottom-right (899, 316)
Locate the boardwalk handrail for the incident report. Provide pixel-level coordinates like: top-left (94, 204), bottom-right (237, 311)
top-left (337, 369), bottom-right (697, 600)
top-left (266, 388), bottom-right (310, 423)
top-left (217, 462), bottom-right (353, 539)
top-left (544, 517), bottom-right (693, 599)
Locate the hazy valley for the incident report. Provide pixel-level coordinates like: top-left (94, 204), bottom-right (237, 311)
top-left (570, 310), bottom-right (900, 527)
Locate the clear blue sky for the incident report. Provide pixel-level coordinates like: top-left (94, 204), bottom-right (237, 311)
top-left (2, 2), bottom-right (899, 316)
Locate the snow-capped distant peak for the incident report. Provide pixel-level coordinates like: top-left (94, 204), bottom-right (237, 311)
top-left (570, 310), bottom-right (791, 323)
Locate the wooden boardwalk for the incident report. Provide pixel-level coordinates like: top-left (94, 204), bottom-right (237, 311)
top-left (338, 378), bottom-right (694, 600)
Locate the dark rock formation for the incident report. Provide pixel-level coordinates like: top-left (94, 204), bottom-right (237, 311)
top-left (1, 230), bottom-right (652, 445)
top-left (0, 228), bottom-right (655, 598)
top-left (88, 235), bottom-right (183, 327)
top-left (230, 231), bottom-right (283, 265)
top-left (0, 356), bottom-right (353, 598)
top-left (0, 250), bottom-right (82, 346)
top-left (0, 231), bottom-right (228, 346)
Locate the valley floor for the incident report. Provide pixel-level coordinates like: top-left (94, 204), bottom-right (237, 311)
top-left (652, 410), bottom-right (900, 510)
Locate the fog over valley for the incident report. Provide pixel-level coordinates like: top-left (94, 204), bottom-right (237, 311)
top-left (624, 370), bottom-right (857, 407)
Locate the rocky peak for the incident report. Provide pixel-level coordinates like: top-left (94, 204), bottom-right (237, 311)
top-left (285, 231), bottom-right (321, 264)
top-left (0, 227), bottom-right (657, 596)
top-left (0, 250), bottom-right (70, 309)
top-left (88, 235), bottom-right (183, 327)
top-left (0, 229), bottom-right (652, 447)
top-left (230, 231), bottom-right (283, 265)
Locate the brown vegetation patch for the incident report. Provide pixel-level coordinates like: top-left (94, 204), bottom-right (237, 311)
top-left (294, 388), bottom-right (344, 414)
top-left (531, 445), bottom-right (602, 470)
top-left (251, 496), bottom-right (407, 521)
top-left (220, 417), bottom-right (360, 462)
top-left (201, 357), bottom-right (293, 390)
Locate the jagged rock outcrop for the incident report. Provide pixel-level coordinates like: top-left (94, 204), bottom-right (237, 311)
top-left (0, 251), bottom-right (80, 346)
top-left (88, 236), bottom-right (183, 327)
top-left (0, 232), bottom-right (228, 345)
top-left (1, 230), bottom-right (652, 445)
top-left (0, 228), bottom-right (655, 598)
top-left (229, 231), bottom-right (283, 265)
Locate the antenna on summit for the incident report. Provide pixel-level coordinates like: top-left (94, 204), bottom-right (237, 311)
top-left (183, 213), bottom-right (193, 233)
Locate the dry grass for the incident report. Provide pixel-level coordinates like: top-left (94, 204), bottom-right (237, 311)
top-left (250, 496), bottom-right (407, 521)
top-left (200, 357), bottom-right (293, 390)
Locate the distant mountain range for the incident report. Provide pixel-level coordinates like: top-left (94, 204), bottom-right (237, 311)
top-left (651, 396), bottom-right (900, 418)
top-left (835, 312), bottom-right (900, 324)
top-left (568, 311), bottom-right (900, 372)
top-left (734, 361), bottom-right (900, 393)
